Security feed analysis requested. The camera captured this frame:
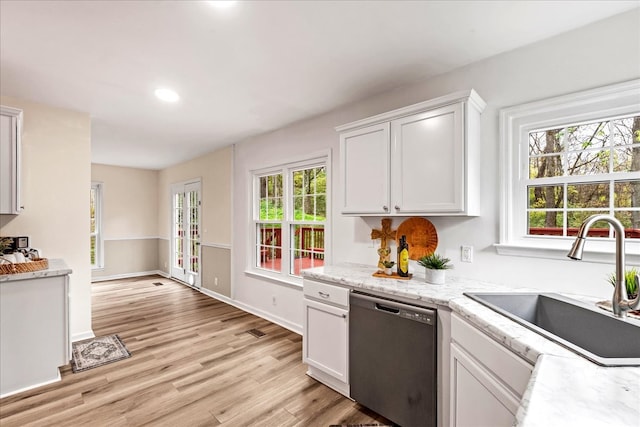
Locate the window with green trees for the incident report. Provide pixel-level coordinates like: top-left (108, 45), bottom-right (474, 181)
top-left (254, 158), bottom-right (327, 279)
top-left (527, 115), bottom-right (639, 238)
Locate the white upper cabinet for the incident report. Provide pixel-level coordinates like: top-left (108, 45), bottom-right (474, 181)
top-left (339, 123), bottom-right (390, 214)
top-left (0, 106), bottom-right (23, 215)
top-left (337, 90), bottom-right (485, 216)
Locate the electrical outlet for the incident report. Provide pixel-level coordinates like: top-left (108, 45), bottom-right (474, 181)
top-left (214, 277), bottom-right (218, 286)
top-left (461, 245), bottom-right (473, 263)
top-left (164, 261), bottom-right (167, 269)
top-left (272, 296), bottom-right (277, 306)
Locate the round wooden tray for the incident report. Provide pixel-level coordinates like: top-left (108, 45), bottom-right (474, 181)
top-left (396, 217), bottom-right (438, 260)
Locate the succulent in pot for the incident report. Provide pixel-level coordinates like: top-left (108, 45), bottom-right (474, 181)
top-left (418, 253), bottom-right (452, 285)
top-left (382, 260), bottom-right (396, 276)
top-left (607, 268), bottom-right (639, 299)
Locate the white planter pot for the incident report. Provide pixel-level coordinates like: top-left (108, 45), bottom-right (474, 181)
top-left (384, 267), bottom-right (393, 275)
top-left (425, 268), bottom-right (445, 285)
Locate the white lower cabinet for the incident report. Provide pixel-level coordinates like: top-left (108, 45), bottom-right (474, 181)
top-left (302, 279), bottom-right (349, 396)
top-left (450, 313), bottom-right (533, 427)
top-left (1, 274), bottom-right (70, 397)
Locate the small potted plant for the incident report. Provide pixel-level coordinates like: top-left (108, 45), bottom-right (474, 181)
top-left (382, 260), bottom-right (396, 276)
top-left (608, 267), bottom-right (639, 299)
top-left (418, 253), bottom-right (452, 285)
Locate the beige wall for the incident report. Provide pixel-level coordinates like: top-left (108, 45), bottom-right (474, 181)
top-left (92, 164), bottom-right (159, 238)
top-left (158, 145), bottom-right (232, 244)
top-left (0, 96), bottom-right (92, 340)
top-left (158, 145), bottom-right (232, 296)
top-left (202, 246), bottom-right (231, 296)
top-left (94, 239), bottom-right (159, 279)
top-left (91, 164), bottom-right (159, 279)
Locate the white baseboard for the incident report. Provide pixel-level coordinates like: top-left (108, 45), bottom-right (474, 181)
top-left (91, 270), bottom-right (169, 282)
top-left (198, 286), bottom-right (302, 335)
top-left (71, 330), bottom-right (95, 342)
top-left (0, 371), bottom-right (62, 399)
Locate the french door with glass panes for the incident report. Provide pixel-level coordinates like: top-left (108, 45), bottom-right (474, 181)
top-left (171, 180), bottom-right (201, 288)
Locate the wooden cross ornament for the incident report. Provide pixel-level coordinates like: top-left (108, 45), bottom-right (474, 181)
top-left (371, 218), bottom-right (397, 270)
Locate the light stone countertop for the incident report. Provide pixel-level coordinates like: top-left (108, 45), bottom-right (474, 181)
top-left (302, 263), bottom-right (640, 425)
top-left (0, 258), bottom-right (72, 282)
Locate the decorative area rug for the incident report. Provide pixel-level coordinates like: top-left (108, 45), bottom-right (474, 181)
top-left (71, 334), bottom-right (131, 373)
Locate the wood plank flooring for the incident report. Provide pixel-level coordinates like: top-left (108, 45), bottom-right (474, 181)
top-left (0, 276), bottom-right (389, 426)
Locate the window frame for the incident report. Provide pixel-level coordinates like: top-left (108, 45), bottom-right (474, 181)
top-left (248, 151), bottom-right (330, 287)
top-left (90, 181), bottom-right (104, 269)
top-left (497, 80), bottom-right (640, 263)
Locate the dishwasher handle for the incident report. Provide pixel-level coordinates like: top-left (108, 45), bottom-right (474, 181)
top-left (375, 303), bottom-right (400, 314)
top-left (350, 292), bottom-right (436, 324)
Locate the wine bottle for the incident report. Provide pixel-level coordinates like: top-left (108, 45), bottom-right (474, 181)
top-left (397, 235), bottom-right (409, 277)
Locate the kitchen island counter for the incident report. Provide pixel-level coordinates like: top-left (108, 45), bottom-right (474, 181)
top-left (0, 259), bottom-right (71, 397)
top-left (302, 263), bottom-right (640, 426)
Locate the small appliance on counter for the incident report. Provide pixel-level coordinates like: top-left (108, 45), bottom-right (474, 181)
top-left (0, 236), bottom-right (42, 261)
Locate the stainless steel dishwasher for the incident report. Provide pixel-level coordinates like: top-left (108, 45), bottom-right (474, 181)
top-left (349, 291), bottom-right (437, 427)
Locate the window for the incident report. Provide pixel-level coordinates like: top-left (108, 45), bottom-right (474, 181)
top-left (498, 80), bottom-right (640, 262)
top-left (253, 156), bottom-right (328, 282)
top-left (527, 117), bottom-right (639, 238)
top-left (90, 182), bottom-right (103, 268)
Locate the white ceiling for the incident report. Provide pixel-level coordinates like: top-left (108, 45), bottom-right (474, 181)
top-left (1, 1), bottom-right (638, 170)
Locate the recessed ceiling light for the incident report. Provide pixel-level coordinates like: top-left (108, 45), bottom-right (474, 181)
top-left (208, 1), bottom-right (237, 9)
top-left (154, 88), bottom-right (179, 103)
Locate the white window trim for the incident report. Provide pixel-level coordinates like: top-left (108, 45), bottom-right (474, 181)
top-left (496, 79), bottom-right (640, 264)
top-left (247, 150), bottom-right (331, 287)
top-left (91, 181), bottom-right (104, 269)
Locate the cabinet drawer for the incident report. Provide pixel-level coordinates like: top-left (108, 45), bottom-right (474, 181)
top-left (303, 279), bottom-right (349, 308)
top-left (451, 313), bottom-right (533, 397)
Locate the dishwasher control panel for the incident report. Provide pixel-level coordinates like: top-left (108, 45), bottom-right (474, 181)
top-left (399, 309), bottom-right (434, 325)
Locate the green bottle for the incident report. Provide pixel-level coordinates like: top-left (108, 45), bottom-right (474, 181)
top-left (397, 235), bottom-right (409, 277)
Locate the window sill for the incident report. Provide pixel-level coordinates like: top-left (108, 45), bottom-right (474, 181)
top-left (495, 237), bottom-right (640, 265)
top-left (244, 269), bottom-right (303, 289)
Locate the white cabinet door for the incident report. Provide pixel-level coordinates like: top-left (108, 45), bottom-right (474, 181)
top-left (337, 90), bottom-right (485, 216)
top-left (303, 298), bottom-right (349, 384)
top-left (0, 106), bottom-right (22, 215)
top-left (450, 313), bottom-right (533, 427)
top-left (450, 343), bottom-right (520, 427)
top-left (391, 103), bottom-right (464, 214)
top-left (340, 123), bottom-right (390, 214)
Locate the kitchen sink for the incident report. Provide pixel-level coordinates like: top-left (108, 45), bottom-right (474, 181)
top-left (464, 292), bottom-right (640, 366)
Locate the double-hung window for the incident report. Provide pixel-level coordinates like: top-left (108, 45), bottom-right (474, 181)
top-left (90, 182), bottom-right (103, 269)
top-left (498, 80), bottom-right (640, 262)
top-left (253, 156), bottom-right (328, 282)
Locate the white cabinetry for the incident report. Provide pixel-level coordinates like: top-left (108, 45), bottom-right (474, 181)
top-left (302, 279), bottom-right (349, 396)
top-left (450, 313), bottom-right (533, 427)
top-left (0, 106), bottom-right (22, 214)
top-left (337, 90), bottom-right (485, 216)
top-left (1, 272), bottom-right (70, 397)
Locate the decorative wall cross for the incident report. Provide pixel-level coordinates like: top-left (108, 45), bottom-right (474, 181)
top-left (371, 218), bottom-right (396, 270)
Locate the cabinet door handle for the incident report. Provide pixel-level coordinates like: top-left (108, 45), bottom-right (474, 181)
top-left (341, 313), bottom-right (347, 319)
top-left (383, 205), bottom-right (389, 211)
top-left (394, 205), bottom-right (400, 210)
top-left (318, 291), bottom-right (330, 298)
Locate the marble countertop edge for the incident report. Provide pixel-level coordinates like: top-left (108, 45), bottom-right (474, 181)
top-left (0, 259), bottom-right (72, 282)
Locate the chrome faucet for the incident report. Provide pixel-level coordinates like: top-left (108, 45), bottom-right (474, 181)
top-left (567, 214), bottom-right (640, 318)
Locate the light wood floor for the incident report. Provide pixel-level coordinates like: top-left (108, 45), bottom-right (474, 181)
top-left (0, 276), bottom-right (389, 426)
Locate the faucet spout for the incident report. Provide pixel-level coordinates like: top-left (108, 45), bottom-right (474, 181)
top-left (567, 214), bottom-right (640, 318)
